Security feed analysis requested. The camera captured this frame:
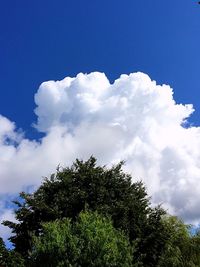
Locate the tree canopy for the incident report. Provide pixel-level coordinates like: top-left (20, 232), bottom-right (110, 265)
top-left (2, 156), bottom-right (200, 266)
top-left (158, 215), bottom-right (200, 267)
top-left (0, 237), bottom-right (24, 267)
top-left (30, 211), bottom-right (133, 267)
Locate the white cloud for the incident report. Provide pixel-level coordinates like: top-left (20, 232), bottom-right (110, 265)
top-left (0, 205), bottom-right (16, 242)
top-left (1, 71), bottom-right (200, 240)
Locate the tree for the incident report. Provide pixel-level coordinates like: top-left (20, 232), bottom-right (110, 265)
top-left (0, 237), bottom-right (6, 266)
top-left (158, 215), bottom-right (200, 267)
top-left (30, 211), bottom-right (134, 267)
top-left (0, 237), bottom-right (24, 267)
top-left (189, 231), bottom-right (200, 266)
top-left (3, 156), bottom-right (169, 266)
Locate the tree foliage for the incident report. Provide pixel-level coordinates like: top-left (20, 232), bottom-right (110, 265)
top-left (0, 237), bottom-right (6, 265)
top-left (0, 237), bottom-right (25, 267)
top-left (3, 156), bottom-right (200, 266)
top-left (30, 211), bottom-right (133, 267)
top-left (158, 216), bottom-right (200, 267)
top-left (3, 157), bottom-right (168, 266)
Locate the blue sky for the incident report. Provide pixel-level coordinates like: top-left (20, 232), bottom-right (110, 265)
top-left (1, 0), bottom-right (200, 138)
top-left (1, 0), bottom-right (200, 241)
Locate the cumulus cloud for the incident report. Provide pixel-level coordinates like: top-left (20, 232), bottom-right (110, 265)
top-left (1, 71), bottom-right (200, 240)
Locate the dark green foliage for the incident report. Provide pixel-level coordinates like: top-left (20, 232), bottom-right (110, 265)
top-left (30, 211), bottom-right (134, 267)
top-left (158, 216), bottom-right (200, 267)
top-left (3, 157), bottom-right (171, 266)
top-left (0, 237), bottom-right (6, 265)
top-left (0, 237), bottom-right (25, 267)
top-left (136, 207), bottom-right (168, 266)
top-left (189, 231), bottom-right (200, 266)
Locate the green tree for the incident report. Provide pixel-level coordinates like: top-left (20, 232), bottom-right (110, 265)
top-left (3, 156), bottom-right (169, 266)
top-left (30, 211), bottom-right (134, 267)
top-left (189, 231), bottom-right (200, 266)
top-left (0, 237), bottom-right (25, 267)
top-left (0, 237), bottom-right (6, 266)
top-left (158, 215), bottom-right (200, 267)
